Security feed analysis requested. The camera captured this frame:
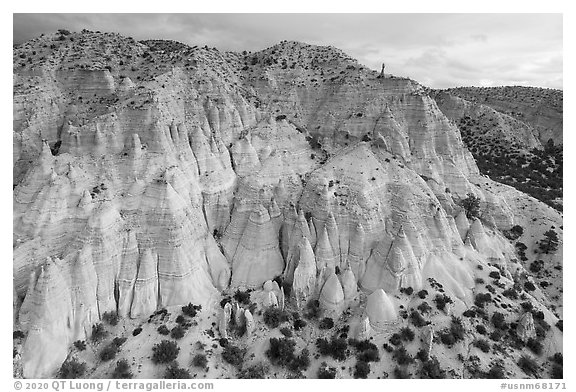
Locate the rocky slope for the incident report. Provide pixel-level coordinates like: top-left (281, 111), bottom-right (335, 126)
top-left (13, 30), bottom-right (563, 379)
top-left (439, 86), bottom-right (563, 146)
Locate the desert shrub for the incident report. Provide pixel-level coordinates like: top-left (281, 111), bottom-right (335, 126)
top-left (502, 288), bottom-right (519, 299)
top-left (538, 229), bottom-right (559, 254)
top-left (460, 194), bottom-right (481, 219)
top-left (476, 325), bottom-right (487, 335)
top-left (434, 294), bottom-right (453, 311)
top-left (417, 301), bottom-right (433, 314)
top-left (473, 339), bottom-right (491, 353)
top-left (551, 364), bottom-right (563, 379)
top-left (410, 310), bottom-right (428, 327)
top-left (191, 353), bottom-right (208, 369)
top-left (170, 325), bottom-right (186, 340)
top-left (551, 353), bottom-right (563, 365)
top-left (304, 299), bottom-right (321, 319)
top-left (288, 349), bottom-right (310, 372)
top-left (182, 303), bottom-right (201, 318)
top-left (417, 289), bottom-right (428, 299)
top-left (400, 327), bottom-right (415, 342)
top-left (353, 360), bottom-right (370, 379)
top-left (152, 340), bottom-right (180, 364)
top-left (266, 337), bottom-right (296, 367)
top-left (132, 327), bottom-right (142, 336)
top-left (556, 320), bottom-right (563, 332)
top-left (419, 356), bottom-right (446, 378)
top-left (463, 309), bottom-right (476, 318)
top-left (489, 329), bottom-right (504, 342)
top-left (91, 323), bottom-right (108, 342)
top-left (294, 318), bottom-right (307, 330)
top-left (400, 287), bottom-right (414, 295)
top-left (393, 366), bottom-right (411, 379)
top-left (486, 363), bottom-right (506, 379)
top-left (317, 361), bottom-right (337, 379)
top-left (474, 293), bottom-right (492, 308)
top-left (319, 317), bottom-right (334, 329)
top-left (382, 343), bottom-right (394, 353)
top-left (165, 362), bottom-right (191, 379)
top-left (524, 281), bottom-right (536, 291)
top-left (58, 358), bottom-right (86, 379)
top-left (100, 337), bottom-right (127, 361)
top-left (102, 311), bottom-right (120, 326)
top-left (518, 355), bottom-right (539, 376)
top-left (491, 312), bottom-right (508, 330)
top-left (157, 325), bottom-right (170, 335)
top-left (489, 271), bottom-right (501, 280)
top-left (521, 302), bottom-right (534, 312)
top-left (233, 289), bottom-right (251, 305)
top-left (280, 327), bottom-right (293, 337)
top-left (222, 344), bottom-right (245, 367)
top-left (13, 330), bottom-right (25, 339)
top-left (393, 346), bottom-right (414, 365)
top-left (73, 340), bottom-right (86, 351)
top-left (389, 333), bottom-right (402, 346)
top-left (263, 306), bottom-right (289, 328)
top-left (111, 359), bottom-right (133, 379)
top-left (237, 363), bottom-right (269, 379)
top-left (357, 348), bottom-right (380, 363)
top-left (527, 338), bottom-right (543, 355)
top-left (529, 260), bottom-right (544, 274)
top-left (175, 315), bottom-right (187, 325)
top-left (316, 337), bottom-right (348, 361)
top-left (450, 317), bottom-right (466, 341)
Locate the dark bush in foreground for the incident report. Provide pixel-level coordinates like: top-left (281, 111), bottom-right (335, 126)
top-left (279, 327), bottom-right (293, 337)
top-left (263, 307), bottom-right (289, 328)
top-left (100, 344), bottom-right (119, 361)
top-left (518, 355), bottom-right (539, 377)
top-left (393, 347), bottom-right (414, 365)
top-left (317, 361), bottom-right (337, 379)
top-left (91, 323), bottom-right (108, 342)
top-left (400, 327), bottom-right (415, 342)
top-left (233, 290), bottom-right (251, 305)
top-left (58, 358), bottom-right (86, 379)
top-left (112, 359), bottom-right (133, 379)
top-left (170, 325), bottom-right (186, 340)
top-left (294, 318), bottom-right (307, 330)
top-left (473, 339), bottom-right (491, 353)
top-left (102, 311), bottom-right (120, 326)
top-left (393, 366), bottom-right (411, 379)
top-left (222, 344), bottom-right (245, 367)
top-left (491, 312), bottom-right (508, 330)
top-left (316, 337), bottom-right (348, 361)
top-left (551, 364), bottom-right (563, 379)
top-left (434, 294), bottom-right (453, 311)
top-left (527, 338), bottom-right (543, 355)
top-left (181, 302), bottom-right (201, 318)
top-left (157, 325), bottom-right (170, 335)
top-left (192, 353), bottom-right (208, 369)
top-left (410, 310), bottom-right (428, 327)
top-left (304, 299), bottom-right (321, 319)
top-left (419, 356), bottom-right (446, 379)
top-left (152, 340), bottom-right (180, 364)
top-left (73, 340), bottom-right (86, 351)
top-left (165, 362), bottom-right (191, 379)
top-left (266, 337), bottom-right (296, 367)
top-left (319, 317), bottom-right (335, 329)
top-left (486, 363), bottom-right (506, 379)
top-left (237, 363), bottom-right (269, 379)
top-left (353, 361), bottom-right (370, 379)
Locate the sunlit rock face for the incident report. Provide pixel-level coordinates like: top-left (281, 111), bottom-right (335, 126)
top-left (13, 33), bottom-right (562, 378)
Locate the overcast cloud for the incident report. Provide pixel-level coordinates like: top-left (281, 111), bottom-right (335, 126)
top-left (13, 13), bottom-right (562, 89)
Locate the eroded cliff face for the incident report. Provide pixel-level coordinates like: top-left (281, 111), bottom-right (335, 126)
top-left (13, 33), bottom-right (562, 378)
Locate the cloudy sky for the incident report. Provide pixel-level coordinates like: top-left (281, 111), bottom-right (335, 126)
top-left (13, 13), bottom-right (562, 89)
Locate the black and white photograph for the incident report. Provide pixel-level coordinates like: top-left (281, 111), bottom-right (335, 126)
top-left (10, 8), bottom-right (566, 387)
